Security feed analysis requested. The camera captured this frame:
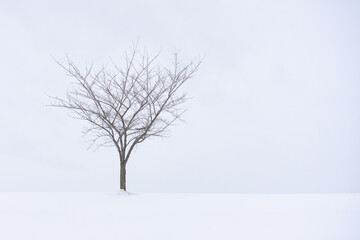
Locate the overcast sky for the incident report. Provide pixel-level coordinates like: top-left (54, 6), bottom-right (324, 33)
top-left (0, 0), bottom-right (359, 193)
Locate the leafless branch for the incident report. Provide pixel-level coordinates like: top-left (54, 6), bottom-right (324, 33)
top-left (50, 48), bottom-right (201, 168)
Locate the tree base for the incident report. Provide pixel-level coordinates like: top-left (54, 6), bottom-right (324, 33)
top-left (117, 190), bottom-right (133, 196)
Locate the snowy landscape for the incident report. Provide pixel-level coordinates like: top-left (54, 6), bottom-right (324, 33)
top-left (1, 0), bottom-right (359, 239)
top-left (1, 192), bottom-right (359, 240)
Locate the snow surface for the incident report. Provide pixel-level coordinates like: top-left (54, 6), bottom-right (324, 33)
top-left (0, 193), bottom-right (359, 240)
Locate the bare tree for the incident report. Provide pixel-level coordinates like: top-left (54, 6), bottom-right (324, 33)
top-left (50, 47), bottom-right (200, 191)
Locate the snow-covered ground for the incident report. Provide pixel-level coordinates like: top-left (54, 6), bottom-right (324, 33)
top-left (0, 192), bottom-right (359, 240)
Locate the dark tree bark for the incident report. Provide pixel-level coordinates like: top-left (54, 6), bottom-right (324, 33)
top-left (50, 46), bottom-right (201, 191)
top-left (120, 162), bottom-right (126, 191)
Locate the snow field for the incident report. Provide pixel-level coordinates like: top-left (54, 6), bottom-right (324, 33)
top-left (0, 193), bottom-right (359, 240)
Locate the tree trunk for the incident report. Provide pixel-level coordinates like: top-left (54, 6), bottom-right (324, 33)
top-left (120, 162), bottom-right (126, 191)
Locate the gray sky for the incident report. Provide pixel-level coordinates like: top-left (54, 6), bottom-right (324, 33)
top-left (0, 0), bottom-right (359, 193)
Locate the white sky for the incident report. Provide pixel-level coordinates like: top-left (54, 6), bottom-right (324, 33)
top-left (0, 0), bottom-right (359, 193)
